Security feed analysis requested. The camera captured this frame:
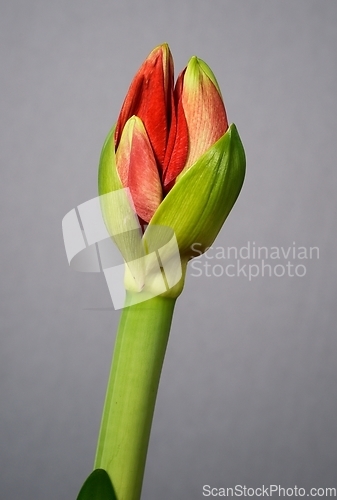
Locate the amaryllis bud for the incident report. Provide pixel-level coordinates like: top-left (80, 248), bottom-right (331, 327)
top-left (99, 43), bottom-right (245, 295)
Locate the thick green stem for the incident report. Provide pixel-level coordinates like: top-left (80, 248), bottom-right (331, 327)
top-left (94, 293), bottom-right (176, 500)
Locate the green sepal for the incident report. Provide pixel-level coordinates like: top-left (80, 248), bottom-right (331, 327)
top-left (98, 125), bottom-right (122, 196)
top-left (146, 123), bottom-right (246, 259)
top-left (76, 469), bottom-right (117, 500)
top-left (98, 125), bottom-right (145, 283)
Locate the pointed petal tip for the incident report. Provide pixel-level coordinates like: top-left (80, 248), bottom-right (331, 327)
top-left (148, 42), bottom-right (172, 62)
top-left (185, 56), bottom-right (222, 95)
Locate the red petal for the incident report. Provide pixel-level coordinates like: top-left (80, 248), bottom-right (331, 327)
top-left (115, 44), bottom-right (174, 171)
top-left (116, 117), bottom-right (163, 223)
top-left (163, 70), bottom-right (189, 188)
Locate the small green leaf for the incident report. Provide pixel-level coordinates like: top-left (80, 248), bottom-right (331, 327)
top-left (76, 469), bottom-right (117, 500)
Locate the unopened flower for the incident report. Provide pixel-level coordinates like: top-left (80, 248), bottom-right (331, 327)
top-left (99, 43), bottom-right (245, 293)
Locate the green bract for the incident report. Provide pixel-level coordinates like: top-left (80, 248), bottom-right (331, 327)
top-left (147, 124), bottom-right (245, 259)
top-left (98, 125), bottom-right (145, 278)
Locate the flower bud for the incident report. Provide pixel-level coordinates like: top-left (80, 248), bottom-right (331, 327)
top-left (98, 44), bottom-right (246, 297)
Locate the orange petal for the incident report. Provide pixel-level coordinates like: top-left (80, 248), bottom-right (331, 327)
top-left (116, 116), bottom-right (163, 223)
top-left (181, 57), bottom-right (228, 171)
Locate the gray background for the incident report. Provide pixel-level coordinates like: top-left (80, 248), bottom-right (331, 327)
top-left (1, 1), bottom-right (337, 498)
